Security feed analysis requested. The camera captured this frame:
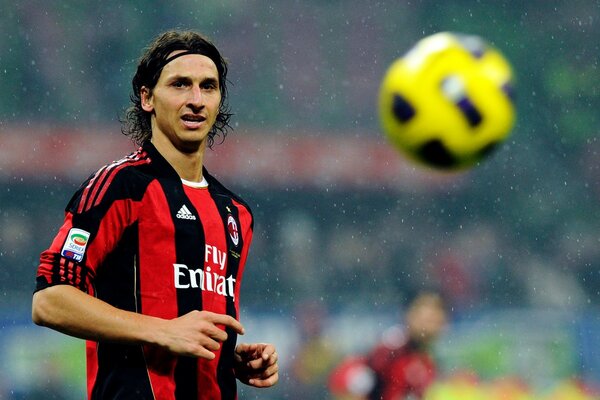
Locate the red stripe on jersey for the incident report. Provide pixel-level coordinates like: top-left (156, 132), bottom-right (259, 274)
top-left (183, 186), bottom-right (229, 315)
top-left (137, 180), bottom-right (178, 318)
top-left (137, 180), bottom-right (179, 396)
top-left (183, 185), bottom-right (230, 398)
top-left (84, 198), bottom-right (139, 272)
top-left (86, 341), bottom-right (99, 400)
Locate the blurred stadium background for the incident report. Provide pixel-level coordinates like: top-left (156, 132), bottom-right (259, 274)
top-left (1, 1), bottom-right (599, 398)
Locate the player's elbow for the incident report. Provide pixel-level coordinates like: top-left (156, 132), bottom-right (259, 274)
top-left (32, 289), bottom-right (56, 327)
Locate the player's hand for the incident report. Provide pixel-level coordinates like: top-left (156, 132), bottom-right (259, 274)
top-left (159, 310), bottom-right (245, 359)
top-left (234, 342), bottom-right (279, 387)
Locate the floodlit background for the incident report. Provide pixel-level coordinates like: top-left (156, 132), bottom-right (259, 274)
top-left (1, 1), bottom-right (599, 399)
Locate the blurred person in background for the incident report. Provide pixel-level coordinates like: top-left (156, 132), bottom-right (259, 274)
top-left (366, 291), bottom-right (447, 399)
top-left (31, 30), bottom-right (278, 399)
top-left (329, 291), bottom-right (448, 400)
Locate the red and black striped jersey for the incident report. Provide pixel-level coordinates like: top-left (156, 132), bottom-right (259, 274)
top-left (36, 141), bottom-right (254, 400)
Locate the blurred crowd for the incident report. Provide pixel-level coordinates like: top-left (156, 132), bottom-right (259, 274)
top-left (3, 177), bottom-right (597, 313)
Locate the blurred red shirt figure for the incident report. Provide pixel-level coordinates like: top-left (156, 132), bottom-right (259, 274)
top-left (329, 292), bottom-right (447, 400)
top-left (329, 355), bottom-right (375, 400)
top-left (367, 292), bottom-right (447, 400)
top-left (367, 327), bottom-right (437, 399)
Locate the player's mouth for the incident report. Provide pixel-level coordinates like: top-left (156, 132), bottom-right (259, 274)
top-left (181, 114), bottom-right (206, 129)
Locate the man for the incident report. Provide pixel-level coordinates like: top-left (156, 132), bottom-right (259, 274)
top-left (32, 30), bottom-right (278, 399)
top-left (366, 291), bottom-right (447, 399)
top-left (328, 292), bottom-right (447, 400)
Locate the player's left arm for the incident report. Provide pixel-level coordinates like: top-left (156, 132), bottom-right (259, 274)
top-left (233, 342), bottom-right (279, 388)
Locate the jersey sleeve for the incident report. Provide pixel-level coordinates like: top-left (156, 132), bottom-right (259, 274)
top-left (36, 165), bottom-right (145, 294)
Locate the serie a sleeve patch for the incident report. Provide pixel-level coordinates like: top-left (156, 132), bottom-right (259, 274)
top-left (61, 228), bottom-right (91, 262)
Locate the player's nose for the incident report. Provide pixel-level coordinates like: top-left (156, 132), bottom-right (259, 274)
top-left (187, 86), bottom-right (204, 108)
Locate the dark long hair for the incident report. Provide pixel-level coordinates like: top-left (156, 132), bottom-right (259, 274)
top-left (121, 30), bottom-right (232, 147)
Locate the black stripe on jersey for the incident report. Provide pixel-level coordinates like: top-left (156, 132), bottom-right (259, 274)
top-left (209, 191), bottom-right (243, 400)
top-left (158, 178), bottom-right (205, 400)
top-left (92, 342), bottom-right (155, 399)
top-left (91, 224), bottom-right (154, 399)
top-left (95, 223), bottom-right (140, 311)
top-left (203, 167), bottom-right (254, 231)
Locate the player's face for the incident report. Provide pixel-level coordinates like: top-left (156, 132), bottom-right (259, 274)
top-left (141, 52), bottom-right (221, 153)
top-left (407, 303), bottom-right (447, 345)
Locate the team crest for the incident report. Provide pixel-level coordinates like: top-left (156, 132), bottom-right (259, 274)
top-left (227, 215), bottom-right (239, 246)
top-left (61, 228), bottom-right (90, 262)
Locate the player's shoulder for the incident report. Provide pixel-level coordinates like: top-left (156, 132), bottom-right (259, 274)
top-left (88, 147), bottom-right (154, 189)
top-left (68, 147), bottom-right (154, 214)
top-left (109, 147), bottom-right (155, 181)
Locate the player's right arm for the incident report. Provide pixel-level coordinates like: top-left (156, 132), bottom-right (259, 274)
top-left (32, 285), bottom-right (244, 359)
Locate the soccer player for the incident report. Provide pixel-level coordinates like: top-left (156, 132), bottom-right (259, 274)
top-left (32, 30), bottom-right (278, 399)
top-left (328, 291), bottom-right (447, 400)
top-left (366, 291), bottom-right (447, 399)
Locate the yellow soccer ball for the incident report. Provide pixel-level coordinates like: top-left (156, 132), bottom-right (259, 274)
top-left (379, 32), bottom-right (516, 170)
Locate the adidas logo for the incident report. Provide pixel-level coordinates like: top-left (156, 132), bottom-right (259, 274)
top-left (176, 205), bottom-right (197, 220)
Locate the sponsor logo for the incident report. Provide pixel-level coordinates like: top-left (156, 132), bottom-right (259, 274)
top-left (205, 244), bottom-right (227, 270)
top-left (173, 263), bottom-right (236, 299)
top-left (176, 204), bottom-right (197, 220)
top-left (61, 228), bottom-right (90, 262)
top-left (227, 215), bottom-right (239, 246)
top-left (174, 243), bottom-right (233, 297)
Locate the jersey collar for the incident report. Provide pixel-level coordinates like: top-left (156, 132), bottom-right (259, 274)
top-left (142, 140), bottom-right (186, 181)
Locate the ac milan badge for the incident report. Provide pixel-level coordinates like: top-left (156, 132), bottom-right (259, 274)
top-left (227, 215), bottom-right (239, 246)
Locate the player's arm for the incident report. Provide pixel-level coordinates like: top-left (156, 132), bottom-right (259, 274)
top-left (32, 284), bottom-right (244, 359)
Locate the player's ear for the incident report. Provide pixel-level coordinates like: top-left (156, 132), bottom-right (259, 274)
top-left (140, 86), bottom-right (154, 112)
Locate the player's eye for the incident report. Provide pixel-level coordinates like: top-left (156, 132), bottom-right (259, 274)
top-left (172, 79), bottom-right (189, 88)
top-left (201, 79), bottom-right (218, 90)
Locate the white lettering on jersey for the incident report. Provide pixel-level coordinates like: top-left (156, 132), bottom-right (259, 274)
top-left (204, 244), bottom-right (227, 270)
top-left (173, 263), bottom-right (236, 299)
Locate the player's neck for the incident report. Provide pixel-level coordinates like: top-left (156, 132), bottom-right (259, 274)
top-left (151, 135), bottom-right (206, 182)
